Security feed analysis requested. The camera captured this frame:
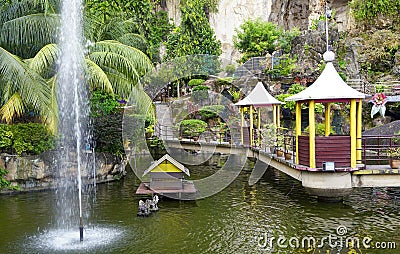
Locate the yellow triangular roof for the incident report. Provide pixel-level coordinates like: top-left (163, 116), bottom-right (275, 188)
top-left (143, 154), bottom-right (190, 176)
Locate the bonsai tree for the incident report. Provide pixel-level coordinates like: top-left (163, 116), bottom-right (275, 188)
top-left (178, 119), bottom-right (207, 139)
top-left (192, 85), bottom-right (210, 102)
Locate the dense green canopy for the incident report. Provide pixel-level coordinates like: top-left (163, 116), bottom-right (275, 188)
top-left (0, 0), bottom-right (154, 132)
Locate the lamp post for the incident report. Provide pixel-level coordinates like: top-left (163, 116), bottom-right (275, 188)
top-left (325, 4), bottom-right (332, 52)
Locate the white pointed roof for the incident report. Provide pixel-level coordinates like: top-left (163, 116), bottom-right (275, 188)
top-left (235, 82), bottom-right (282, 107)
top-left (286, 51), bottom-right (366, 102)
top-left (143, 154), bottom-right (190, 176)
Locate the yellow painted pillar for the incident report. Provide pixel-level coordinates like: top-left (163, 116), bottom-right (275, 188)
top-left (272, 105), bottom-right (277, 128)
top-left (356, 100), bottom-right (362, 163)
top-left (309, 100), bottom-right (316, 168)
top-left (250, 106), bottom-right (254, 146)
top-left (276, 105), bottom-right (281, 129)
top-left (295, 102), bottom-right (302, 164)
top-left (325, 103), bottom-right (331, 137)
top-left (240, 107), bottom-right (244, 144)
top-left (350, 99), bottom-right (357, 168)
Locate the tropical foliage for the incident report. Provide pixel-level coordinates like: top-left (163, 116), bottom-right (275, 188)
top-left (0, 123), bottom-right (55, 155)
top-left (0, 0), bottom-right (154, 135)
top-left (350, 0), bottom-right (400, 23)
top-left (178, 119), bottom-right (207, 137)
top-left (86, 0), bottom-right (173, 63)
top-left (233, 19), bottom-right (299, 63)
top-left (0, 166), bottom-right (19, 190)
top-left (165, 0), bottom-right (221, 60)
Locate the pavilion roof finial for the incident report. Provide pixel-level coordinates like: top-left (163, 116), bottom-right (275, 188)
top-left (323, 50), bottom-right (335, 62)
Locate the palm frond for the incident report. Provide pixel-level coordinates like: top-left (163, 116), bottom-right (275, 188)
top-left (0, 92), bottom-right (25, 123)
top-left (83, 15), bottom-right (127, 42)
top-left (103, 69), bottom-right (138, 97)
top-left (88, 51), bottom-right (140, 84)
top-left (0, 46), bottom-right (53, 123)
top-left (128, 85), bottom-right (155, 120)
top-left (0, 13), bottom-right (60, 55)
top-left (91, 40), bottom-right (154, 76)
top-left (117, 33), bottom-right (148, 53)
top-left (84, 58), bottom-right (114, 93)
top-left (27, 43), bottom-right (59, 77)
top-left (0, 0), bottom-right (57, 24)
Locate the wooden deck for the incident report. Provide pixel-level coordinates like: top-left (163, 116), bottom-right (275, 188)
top-left (135, 181), bottom-right (197, 195)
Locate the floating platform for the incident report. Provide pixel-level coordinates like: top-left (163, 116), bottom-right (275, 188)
top-left (135, 181), bottom-right (197, 200)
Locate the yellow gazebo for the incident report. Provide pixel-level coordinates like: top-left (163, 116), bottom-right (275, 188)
top-left (235, 82), bottom-right (282, 146)
top-left (286, 51), bottom-right (366, 169)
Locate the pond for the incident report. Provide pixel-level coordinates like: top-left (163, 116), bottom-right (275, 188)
top-left (0, 155), bottom-right (399, 253)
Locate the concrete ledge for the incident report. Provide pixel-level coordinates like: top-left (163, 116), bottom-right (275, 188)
top-left (352, 174), bottom-right (400, 188)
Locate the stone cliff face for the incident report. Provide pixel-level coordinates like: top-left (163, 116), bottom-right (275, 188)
top-left (209, 0), bottom-right (272, 61)
top-left (0, 152), bottom-right (127, 193)
top-left (165, 0), bottom-right (353, 62)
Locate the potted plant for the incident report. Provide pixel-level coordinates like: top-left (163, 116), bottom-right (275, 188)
top-left (275, 134), bottom-right (284, 157)
top-left (387, 147), bottom-right (400, 168)
top-left (284, 138), bottom-right (292, 160)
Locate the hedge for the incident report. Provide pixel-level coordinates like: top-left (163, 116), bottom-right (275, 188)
top-left (0, 123), bottom-right (55, 155)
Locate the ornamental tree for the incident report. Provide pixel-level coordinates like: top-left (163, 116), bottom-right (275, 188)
top-left (233, 19), bottom-right (299, 63)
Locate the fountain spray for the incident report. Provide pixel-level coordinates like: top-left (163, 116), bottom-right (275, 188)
top-left (58, 0), bottom-right (87, 241)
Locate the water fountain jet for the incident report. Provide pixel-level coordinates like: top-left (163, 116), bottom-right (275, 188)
top-left (57, 0), bottom-right (87, 241)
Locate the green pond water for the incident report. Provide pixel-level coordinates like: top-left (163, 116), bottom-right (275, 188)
top-left (0, 155), bottom-right (399, 254)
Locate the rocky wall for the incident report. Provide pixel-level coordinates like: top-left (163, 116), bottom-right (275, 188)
top-left (0, 151), bottom-right (127, 193)
top-left (166, 0), bottom-right (353, 63)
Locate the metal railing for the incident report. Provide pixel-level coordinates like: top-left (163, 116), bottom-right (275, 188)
top-left (359, 135), bottom-right (400, 168)
top-left (154, 124), bottom-right (400, 169)
top-left (153, 122), bottom-right (237, 144)
top-left (348, 79), bottom-right (400, 96)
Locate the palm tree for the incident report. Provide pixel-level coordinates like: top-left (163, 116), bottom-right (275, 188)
top-left (0, 0), bottom-right (60, 58)
top-left (0, 46), bottom-right (57, 131)
top-left (0, 0), bottom-right (155, 131)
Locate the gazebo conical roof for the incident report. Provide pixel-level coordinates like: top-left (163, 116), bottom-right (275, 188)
top-left (286, 51), bottom-right (366, 102)
top-left (235, 82), bottom-right (282, 107)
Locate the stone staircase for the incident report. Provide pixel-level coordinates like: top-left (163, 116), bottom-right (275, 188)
top-left (154, 102), bottom-right (174, 140)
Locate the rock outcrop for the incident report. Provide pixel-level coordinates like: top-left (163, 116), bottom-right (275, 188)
top-left (0, 151), bottom-right (127, 193)
top-left (165, 0), bottom-right (353, 63)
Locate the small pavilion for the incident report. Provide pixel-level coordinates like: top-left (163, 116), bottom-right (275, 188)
top-left (235, 82), bottom-right (282, 146)
top-left (136, 154), bottom-right (196, 198)
top-left (286, 51), bottom-right (366, 170)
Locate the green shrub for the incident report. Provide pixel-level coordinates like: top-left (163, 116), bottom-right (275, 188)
top-left (177, 119), bottom-right (207, 137)
top-left (192, 85), bottom-right (210, 91)
top-left (276, 84), bottom-right (306, 111)
top-left (0, 167), bottom-right (19, 190)
top-left (188, 79), bottom-right (205, 87)
top-left (225, 65), bottom-right (236, 75)
top-left (304, 123), bottom-right (336, 136)
top-left (0, 123), bottom-right (55, 155)
top-left (90, 90), bottom-right (122, 117)
top-left (0, 125), bottom-right (13, 150)
top-left (198, 105), bottom-right (225, 120)
top-left (192, 85), bottom-right (210, 101)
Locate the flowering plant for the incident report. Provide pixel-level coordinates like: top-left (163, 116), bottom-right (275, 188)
top-left (371, 92), bottom-right (387, 118)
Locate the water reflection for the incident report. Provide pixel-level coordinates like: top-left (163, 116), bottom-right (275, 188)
top-left (0, 155), bottom-right (399, 253)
